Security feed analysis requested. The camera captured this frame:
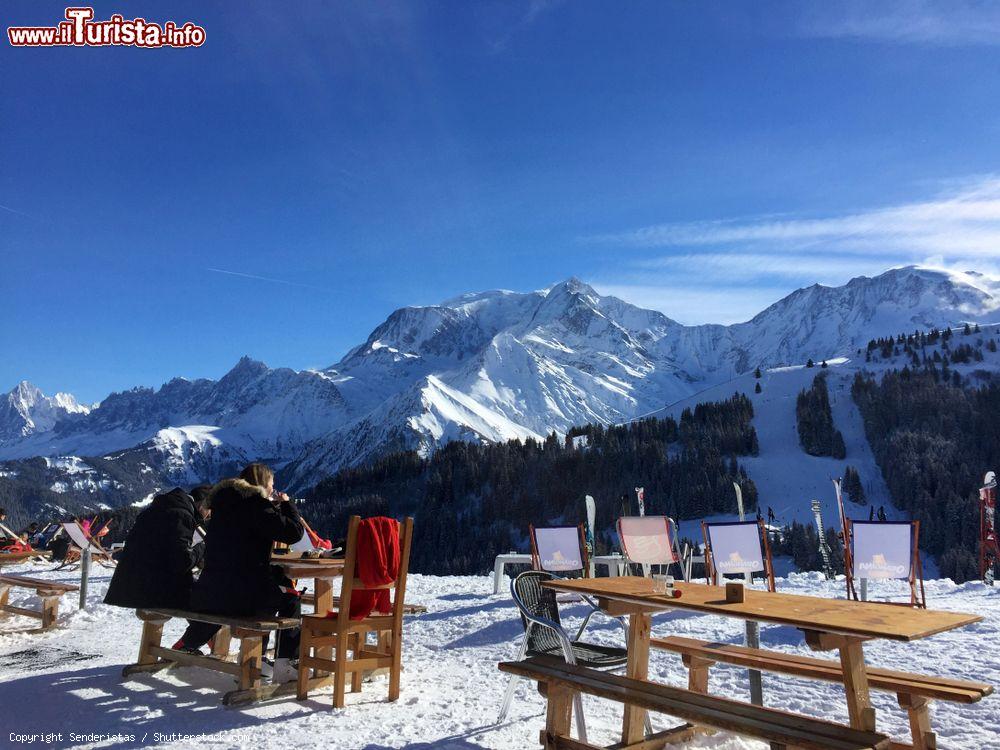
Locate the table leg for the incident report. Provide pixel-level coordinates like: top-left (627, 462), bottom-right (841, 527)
top-left (313, 577), bottom-right (334, 676)
top-left (313, 577), bottom-right (333, 615)
top-left (621, 611), bottom-right (652, 743)
top-left (493, 558), bottom-right (505, 595)
top-left (839, 637), bottom-right (876, 732)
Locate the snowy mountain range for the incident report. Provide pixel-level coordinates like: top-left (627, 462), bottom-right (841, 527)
top-left (0, 381), bottom-right (91, 442)
top-left (2, 265), bottom-right (998, 495)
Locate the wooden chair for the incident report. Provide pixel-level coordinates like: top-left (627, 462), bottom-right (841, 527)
top-left (297, 515), bottom-right (414, 708)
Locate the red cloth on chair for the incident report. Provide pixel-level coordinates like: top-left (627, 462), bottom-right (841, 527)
top-left (337, 517), bottom-right (400, 621)
top-left (1, 540), bottom-right (32, 553)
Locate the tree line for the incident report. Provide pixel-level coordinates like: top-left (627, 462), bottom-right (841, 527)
top-left (851, 366), bottom-right (1000, 582)
top-left (306, 394), bottom-right (760, 574)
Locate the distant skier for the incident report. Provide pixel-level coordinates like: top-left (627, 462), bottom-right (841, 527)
top-left (869, 507), bottom-right (875, 521)
top-left (767, 506), bottom-right (776, 527)
top-left (877, 506), bottom-right (887, 522)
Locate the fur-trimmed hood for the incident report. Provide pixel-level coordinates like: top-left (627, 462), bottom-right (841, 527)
top-left (207, 478), bottom-right (270, 506)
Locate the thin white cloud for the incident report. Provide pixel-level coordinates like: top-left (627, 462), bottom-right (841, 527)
top-left (206, 267), bottom-right (326, 291)
top-left (0, 203), bottom-right (31, 217)
top-left (800, 0), bottom-right (1000, 46)
top-left (587, 174), bottom-right (1000, 259)
top-left (632, 252), bottom-right (901, 284)
top-left (593, 282), bottom-right (790, 326)
top-left (586, 174), bottom-right (1000, 325)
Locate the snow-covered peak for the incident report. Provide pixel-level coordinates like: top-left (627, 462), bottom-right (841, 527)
top-left (0, 381), bottom-right (90, 443)
top-left (724, 265), bottom-right (1000, 369)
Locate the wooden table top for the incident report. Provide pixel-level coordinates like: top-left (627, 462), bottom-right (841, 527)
top-left (270, 555), bottom-right (345, 578)
top-left (542, 577), bottom-right (982, 642)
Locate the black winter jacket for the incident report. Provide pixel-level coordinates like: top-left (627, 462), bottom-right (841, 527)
top-left (190, 478), bottom-right (303, 615)
top-left (104, 488), bottom-right (205, 609)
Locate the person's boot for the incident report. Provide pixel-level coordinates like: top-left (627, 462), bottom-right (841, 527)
top-left (271, 657), bottom-right (298, 683)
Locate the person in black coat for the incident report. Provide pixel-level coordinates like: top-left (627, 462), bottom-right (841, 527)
top-left (104, 488), bottom-right (206, 609)
top-left (177, 464), bottom-right (304, 659)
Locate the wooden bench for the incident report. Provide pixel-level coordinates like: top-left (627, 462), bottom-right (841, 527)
top-left (500, 656), bottom-right (889, 750)
top-left (651, 635), bottom-right (993, 750)
top-left (123, 608), bottom-right (330, 707)
top-left (0, 574), bottom-right (79, 630)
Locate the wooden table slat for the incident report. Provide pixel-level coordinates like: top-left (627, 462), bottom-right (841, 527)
top-left (541, 578), bottom-right (981, 641)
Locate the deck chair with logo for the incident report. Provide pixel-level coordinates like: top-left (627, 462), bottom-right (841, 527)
top-left (616, 515), bottom-right (683, 579)
top-left (845, 519), bottom-right (925, 608)
top-left (529, 523), bottom-right (612, 638)
top-left (702, 519), bottom-right (776, 592)
top-left (529, 524), bottom-right (590, 578)
top-left (57, 520), bottom-right (116, 570)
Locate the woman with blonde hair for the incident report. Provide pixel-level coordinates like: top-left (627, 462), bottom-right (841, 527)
top-left (175, 463), bottom-right (304, 677)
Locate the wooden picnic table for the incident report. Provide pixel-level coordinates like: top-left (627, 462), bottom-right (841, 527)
top-left (542, 576), bottom-right (982, 745)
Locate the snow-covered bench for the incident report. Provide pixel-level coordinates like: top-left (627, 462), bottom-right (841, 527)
top-left (0, 574), bottom-right (79, 630)
top-left (651, 635), bottom-right (993, 750)
top-left (499, 655), bottom-right (890, 750)
top-left (122, 608), bottom-right (306, 706)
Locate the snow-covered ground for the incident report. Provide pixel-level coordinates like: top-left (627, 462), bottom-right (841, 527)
top-left (1, 562), bottom-right (997, 749)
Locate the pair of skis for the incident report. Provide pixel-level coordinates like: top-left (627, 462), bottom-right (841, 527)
top-left (981, 471), bottom-right (999, 585)
top-left (584, 487), bottom-right (644, 558)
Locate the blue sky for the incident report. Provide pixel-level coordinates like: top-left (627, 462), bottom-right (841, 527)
top-left (3, 1), bottom-right (1000, 403)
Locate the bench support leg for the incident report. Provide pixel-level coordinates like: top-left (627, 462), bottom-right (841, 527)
top-left (137, 618), bottom-right (165, 666)
top-left (236, 633), bottom-right (263, 692)
top-left (40, 596), bottom-right (60, 630)
top-left (899, 694), bottom-right (937, 750)
top-left (541, 683), bottom-right (574, 750)
top-left (621, 612), bottom-right (652, 744)
top-left (0, 585), bottom-right (10, 612)
top-left (838, 638), bottom-right (876, 733)
top-left (211, 626), bottom-right (232, 657)
top-left (683, 655), bottom-right (713, 694)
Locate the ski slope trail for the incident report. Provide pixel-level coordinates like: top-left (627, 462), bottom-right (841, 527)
top-left (662, 360), bottom-right (892, 536)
